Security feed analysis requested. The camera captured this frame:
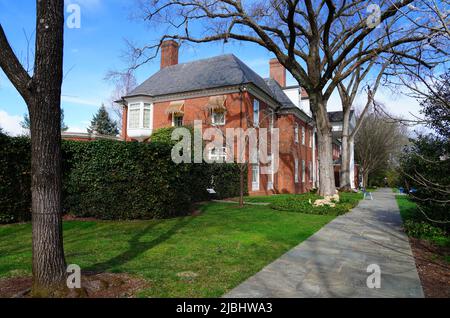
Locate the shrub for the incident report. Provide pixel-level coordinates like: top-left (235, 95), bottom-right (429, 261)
top-left (1, 134), bottom-right (244, 223)
top-left (403, 220), bottom-right (448, 244)
top-left (0, 133), bottom-right (31, 223)
top-left (265, 192), bottom-right (362, 216)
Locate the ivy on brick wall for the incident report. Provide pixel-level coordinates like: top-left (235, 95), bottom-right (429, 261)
top-left (0, 132), bottom-right (245, 223)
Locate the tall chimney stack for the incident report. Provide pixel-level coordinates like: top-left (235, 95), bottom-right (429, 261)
top-left (161, 40), bottom-right (179, 69)
top-left (269, 58), bottom-right (286, 87)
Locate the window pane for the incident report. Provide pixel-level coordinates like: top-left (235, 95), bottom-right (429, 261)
top-left (212, 112), bottom-right (225, 125)
top-left (252, 165), bottom-right (259, 182)
top-left (174, 115), bottom-right (183, 127)
top-left (143, 108), bottom-right (151, 128)
top-left (129, 109), bottom-right (140, 129)
top-left (302, 160), bottom-right (306, 182)
top-left (253, 100), bottom-right (259, 126)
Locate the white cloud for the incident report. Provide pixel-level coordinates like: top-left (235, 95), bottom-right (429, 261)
top-left (61, 95), bottom-right (101, 107)
top-left (327, 87), bottom-right (422, 121)
top-left (0, 110), bottom-right (25, 136)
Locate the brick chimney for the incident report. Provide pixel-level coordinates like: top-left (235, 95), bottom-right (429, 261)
top-left (161, 40), bottom-right (179, 69)
top-left (269, 58), bottom-right (286, 87)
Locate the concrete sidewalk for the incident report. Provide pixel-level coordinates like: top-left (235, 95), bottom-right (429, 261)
top-left (224, 189), bottom-right (424, 298)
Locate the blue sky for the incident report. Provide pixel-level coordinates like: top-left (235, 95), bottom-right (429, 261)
top-left (0, 0), bottom-right (422, 135)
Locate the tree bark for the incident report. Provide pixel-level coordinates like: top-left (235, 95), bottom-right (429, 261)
top-left (30, 0), bottom-right (66, 295)
top-left (310, 93), bottom-right (336, 196)
top-left (0, 0), bottom-right (67, 296)
top-left (340, 108), bottom-right (352, 191)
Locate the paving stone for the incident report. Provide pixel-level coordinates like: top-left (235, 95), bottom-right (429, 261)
top-left (224, 189), bottom-right (424, 298)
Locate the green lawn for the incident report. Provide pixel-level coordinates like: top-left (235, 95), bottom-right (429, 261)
top-left (396, 195), bottom-right (449, 247)
top-left (0, 202), bottom-right (335, 298)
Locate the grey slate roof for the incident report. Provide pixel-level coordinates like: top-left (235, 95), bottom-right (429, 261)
top-left (328, 110), bottom-right (355, 122)
top-left (126, 54), bottom-right (274, 99)
top-left (264, 78), bottom-right (296, 109)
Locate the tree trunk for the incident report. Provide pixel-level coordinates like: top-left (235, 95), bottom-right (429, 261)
top-left (340, 109), bottom-right (352, 191)
top-left (30, 0), bottom-right (66, 295)
top-left (310, 94), bottom-right (336, 196)
top-left (362, 170), bottom-right (369, 188)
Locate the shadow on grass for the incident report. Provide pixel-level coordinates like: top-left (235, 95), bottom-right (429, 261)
top-left (86, 217), bottom-right (192, 273)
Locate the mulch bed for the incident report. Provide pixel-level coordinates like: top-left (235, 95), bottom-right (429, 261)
top-left (0, 272), bottom-right (149, 298)
top-left (409, 237), bottom-right (450, 298)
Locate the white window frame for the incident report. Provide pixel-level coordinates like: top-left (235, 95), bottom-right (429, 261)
top-left (294, 124), bottom-right (299, 144)
top-left (143, 103), bottom-right (151, 129)
top-left (302, 160), bottom-right (306, 183)
top-left (309, 129), bottom-right (313, 148)
top-left (252, 164), bottom-right (260, 191)
top-left (253, 99), bottom-right (260, 127)
top-left (128, 103), bottom-right (141, 129)
top-left (294, 158), bottom-right (299, 183)
top-left (128, 102), bottom-right (153, 130)
top-left (211, 110), bottom-right (226, 126)
top-left (267, 155), bottom-right (274, 190)
top-left (209, 147), bottom-right (227, 161)
top-left (172, 114), bottom-right (184, 127)
top-left (309, 161), bottom-right (313, 182)
top-left (302, 126), bottom-right (306, 145)
top-left (269, 110), bottom-right (275, 132)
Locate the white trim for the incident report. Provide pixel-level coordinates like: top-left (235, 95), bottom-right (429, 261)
top-left (294, 158), bottom-right (299, 183)
top-left (211, 110), bottom-right (226, 126)
top-left (172, 114), bottom-right (184, 127)
top-left (209, 147), bottom-right (227, 161)
top-left (302, 126), bottom-right (306, 145)
top-left (253, 99), bottom-right (260, 127)
top-left (267, 155), bottom-right (274, 190)
top-left (252, 164), bottom-right (260, 191)
top-left (302, 160), bottom-right (306, 183)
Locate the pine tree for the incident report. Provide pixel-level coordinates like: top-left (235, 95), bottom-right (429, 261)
top-left (21, 108), bottom-right (69, 132)
top-left (88, 104), bottom-right (119, 136)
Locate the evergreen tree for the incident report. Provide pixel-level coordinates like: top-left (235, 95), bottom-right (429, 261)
top-left (88, 104), bottom-right (119, 136)
top-left (21, 108), bottom-right (69, 132)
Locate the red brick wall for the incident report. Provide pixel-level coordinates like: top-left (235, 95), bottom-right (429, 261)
top-left (126, 91), bottom-right (315, 196)
top-left (153, 91), bottom-right (278, 196)
top-left (276, 114), bottom-right (314, 194)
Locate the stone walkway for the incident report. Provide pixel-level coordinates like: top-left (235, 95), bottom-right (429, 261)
top-left (225, 189), bottom-right (424, 298)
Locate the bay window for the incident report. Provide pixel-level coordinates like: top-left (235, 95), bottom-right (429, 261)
top-left (128, 103), bottom-right (141, 129)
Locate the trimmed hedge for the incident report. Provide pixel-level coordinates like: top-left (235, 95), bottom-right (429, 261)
top-left (0, 133), bottom-right (31, 223)
top-left (0, 133), bottom-right (245, 223)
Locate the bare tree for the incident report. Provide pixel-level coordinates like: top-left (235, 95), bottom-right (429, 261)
top-left (337, 57), bottom-right (389, 190)
top-left (128, 0), bottom-right (435, 196)
top-left (105, 71), bottom-right (137, 126)
top-left (0, 0), bottom-right (66, 295)
top-left (355, 111), bottom-right (409, 187)
top-left (382, 0), bottom-right (449, 124)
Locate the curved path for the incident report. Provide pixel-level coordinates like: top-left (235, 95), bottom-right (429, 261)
top-left (225, 189), bottom-right (424, 298)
